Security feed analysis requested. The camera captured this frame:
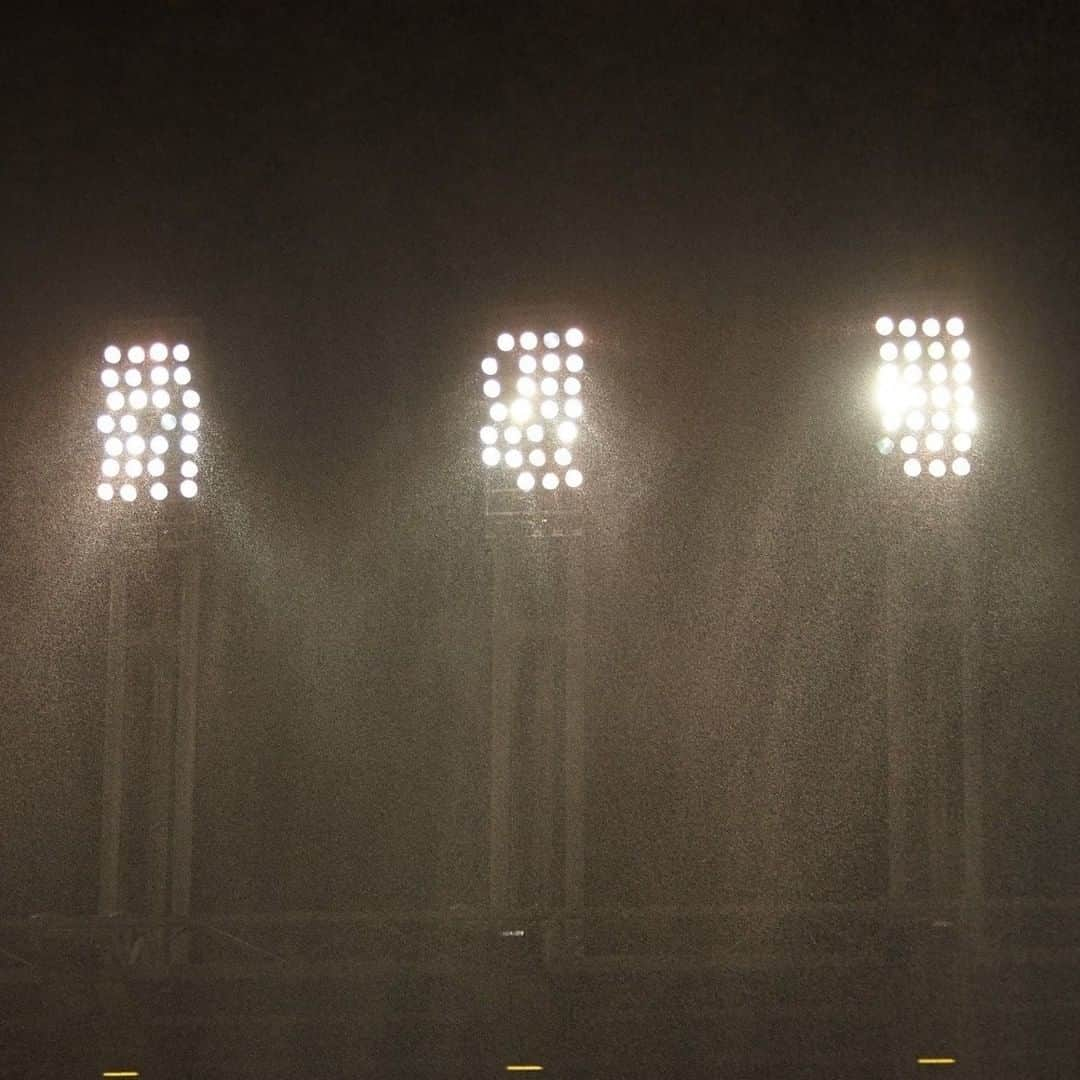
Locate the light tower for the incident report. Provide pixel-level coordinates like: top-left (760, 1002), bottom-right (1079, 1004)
top-left (871, 309), bottom-right (984, 1074)
top-left (95, 322), bottom-right (205, 964)
top-left (477, 321), bottom-right (589, 938)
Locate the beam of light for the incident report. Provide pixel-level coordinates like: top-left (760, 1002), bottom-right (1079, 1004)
top-left (505, 1067), bottom-right (544, 1073)
top-left (917, 1058), bottom-right (956, 1066)
top-left (102, 1073), bottom-right (140, 1078)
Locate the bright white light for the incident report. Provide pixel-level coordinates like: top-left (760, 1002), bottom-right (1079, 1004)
top-left (504, 426), bottom-right (522, 445)
top-left (565, 468), bottom-right (583, 488)
top-left (882, 414), bottom-right (901, 433)
top-left (482, 446), bottom-right (500, 467)
top-left (147, 457), bottom-right (165, 477)
top-left (900, 435), bottom-right (918, 454)
top-left (564, 398), bottom-right (583, 419)
top-left (906, 410), bottom-right (926, 431)
top-left (129, 389), bottom-right (148, 410)
top-left (490, 402), bottom-right (508, 422)
top-left (931, 386), bottom-right (951, 408)
top-left (565, 353), bottom-right (584, 373)
top-left (180, 460), bottom-right (198, 478)
top-left (565, 328), bottom-right (584, 348)
top-left (931, 411), bottom-right (950, 431)
top-left (119, 483), bottom-right (137, 502)
top-left (125, 434), bottom-right (145, 456)
top-left (509, 398), bottom-right (533, 424)
top-left (497, 333), bottom-right (514, 352)
top-left (526, 424), bottom-right (543, 442)
top-left (953, 362), bottom-right (972, 384)
top-left (909, 387), bottom-right (927, 408)
top-left (180, 434), bottom-right (198, 454)
top-left (557, 421), bottom-right (578, 443)
top-left (903, 458), bottom-right (922, 477)
top-left (102, 368), bottom-right (120, 388)
top-left (152, 389), bottom-right (170, 409)
top-left (903, 340), bottom-right (923, 360)
top-left (542, 352), bottom-right (561, 372)
top-left (504, 449), bottom-right (524, 469)
top-left (480, 426), bottom-right (498, 445)
top-left (149, 343), bottom-right (168, 361)
top-left (955, 386), bottom-right (974, 408)
top-left (150, 482), bottom-right (168, 500)
top-left (879, 362), bottom-right (899, 384)
top-left (519, 354), bottom-right (537, 374)
top-left (929, 362), bottom-right (948, 383)
top-left (150, 365), bottom-right (170, 385)
top-left (951, 339), bottom-right (970, 360)
top-left (540, 399), bottom-right (558, 419)
top-left (173, 344), bottom-right (190, 362)
top-left (952, 457), bottom-right (971, 476)
top-left (180, 479), bottom-right (198, 499)
top-left (898, 318), bottom-right (916, 338)
top-left (875, 316), bottom-right (894, 336)
top-left (519, 331), bottom-right (538, 350)
top-left (554, 447), bottom-right (572, 467)
top-left (540, 377), bottom-right (558, 396)
top-left (101, 459), bottom-right (120, 478)
top-left (925, 432), bottom-right (944, 453)
top-left (543, 331), bottom-right (560, 348)
top-left (174, 366), bottom-right (192, 386)
top-left (880, 342), bottom-right (899, 362)
top-left (529, 449), bottom-right (546, 467)
top-left (542, 472), bottom-right (559, 490)
top-left (516, 376), bottom-right (537, 397)
top-left (97, 415), bottom-right (116, 434)
top-left (517, 471), bottom-right (535, 492)
top-left (161, 413), bottom-right (177, 431)
top-left (956, 408), bottom-right (977, 432)
top-left (104, 436), bottom-right (123, 457)
top-left (928, 458), bottom-right (947, 478)
top-left (928, 341), bottom-right (946, 360)
top-left (953, 432), bottom-right (972, 452)
top-left (181, 412), bottom-right (200, 432)
top-left (97, 483), bottom-right (115, 501)
top-left (104, 346), bottom-right (121, 364)
top-left (481, 357), bottom-right (498, 375)
top-left (903, 364), bottom-right (923, 383)
top-left (946, 317), bottom-right (964, 337)
top-left (124, 368), bottom-right (142, 387)
top-left (922, 318), bottom-right (941, 337)
top-left (119, 414), bottom-right (138, 433)
top-left (564, 377), bottom-right (581, 396)
top-left (128, 346), bottom-right (145, 364)
top-left (124, 458), bottom-right (143, 478)
top-left (483, 379), bottom-right (501, 398)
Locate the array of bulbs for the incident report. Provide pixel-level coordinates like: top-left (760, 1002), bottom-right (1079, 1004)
top-left (95, 317), bottom-right (975, 504)
top-left (96, 342), bottom-right (201, 502)
top-left (873, 316), bottom-right (975, 479)
top-left (479, 328), bottom-right (586, 493)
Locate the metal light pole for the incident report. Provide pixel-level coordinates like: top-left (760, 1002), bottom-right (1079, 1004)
top-left (872, 312), bottom-right (984, 1074)
top-left (94, 330), bottom-right (205, 964)
top-left (479, 324), bottom-right (588, 939)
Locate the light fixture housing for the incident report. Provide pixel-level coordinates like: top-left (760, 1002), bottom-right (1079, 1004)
top-left (873, 314), bottom-right (974, 479)
top-left (96, 336), bottom-right (202, 503)
top-left (480, 326), bottom-right (587, 497)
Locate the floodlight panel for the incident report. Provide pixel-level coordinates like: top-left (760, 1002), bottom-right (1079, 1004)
top-left (479, 326), bottom-right (587, 492)
top-left (874, 315), bottom-right (974, 478)
top-left (96, 339), bottom-right (202, 502)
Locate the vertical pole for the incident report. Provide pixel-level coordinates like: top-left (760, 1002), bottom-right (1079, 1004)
top-left (100, 560), bottom-right (128, 915)
top-left (563, 533), bottom-right (586, 950)
top-left (490, 529), bottom-right (515, 912)
top-left (170, 541), bottom-right (201, 961)
top-left (958, 506), bottom-right (984, 1071)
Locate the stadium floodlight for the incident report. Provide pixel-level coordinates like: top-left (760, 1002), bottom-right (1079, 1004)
top-left (874, 314), bottom-right (974, 479)
top-left (96, 339), bottom-right (202, 502)
top-left (479, 326), bottom-right (587, 493)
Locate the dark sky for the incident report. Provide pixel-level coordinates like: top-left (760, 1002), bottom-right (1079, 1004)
top-left (2, 5), bottom-right (1080, 916)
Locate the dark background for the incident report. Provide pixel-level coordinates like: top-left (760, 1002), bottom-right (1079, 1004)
top-left (2, 5), bottom-right (1079, 922)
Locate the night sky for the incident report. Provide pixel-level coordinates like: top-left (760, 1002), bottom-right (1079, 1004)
top-left (2, 5), bottom-right (1080, 922)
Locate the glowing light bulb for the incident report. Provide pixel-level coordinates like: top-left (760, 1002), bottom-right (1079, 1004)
top-left (481, 357), bottom-right (498, 375)
top-left (875, 316), bottom-right (894, 336)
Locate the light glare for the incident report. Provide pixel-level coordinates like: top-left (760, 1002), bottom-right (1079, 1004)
top-left (565, 468), bottom-right (583, 488)
top-left (875, 316), bottom-right (894, 336)
top-left (180, 479), bottom-right (198, 498)
top-left (565, 328), bottom-right (584, 347)
top-left (173, 343), bottom-right (190, 362)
